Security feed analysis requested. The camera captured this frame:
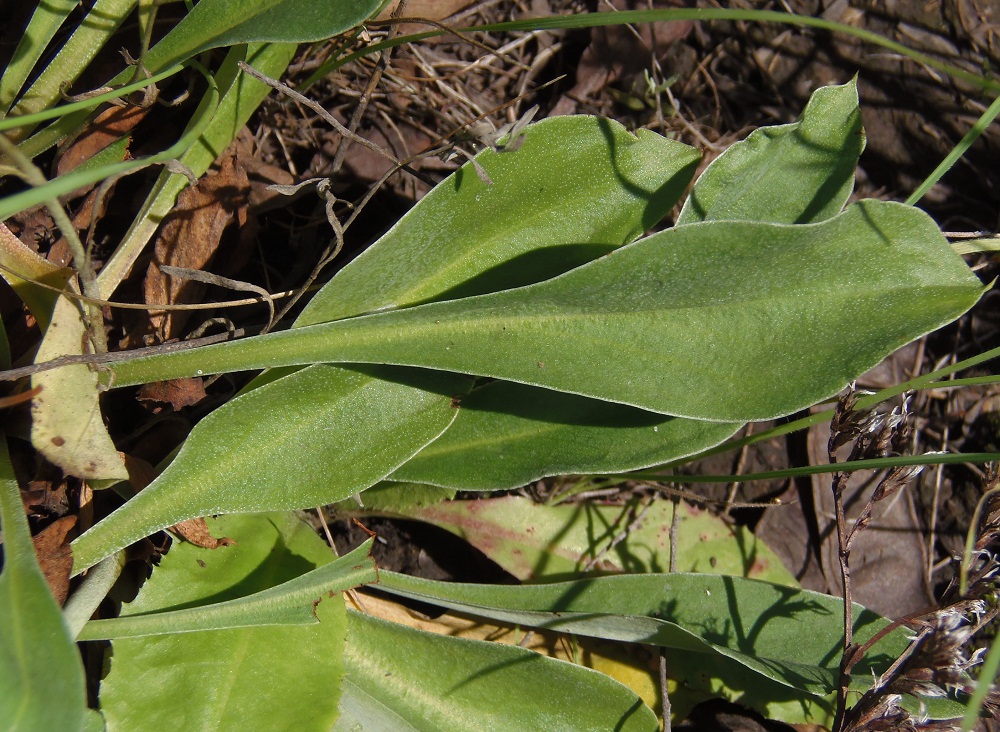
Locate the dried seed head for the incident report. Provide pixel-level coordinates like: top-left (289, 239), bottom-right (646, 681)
top-left (847, 693), bottom-right (915, 732)
top-left (892, 610), bottom-right (984, 702)
top-left (831, 385), bottom-right (878, 452)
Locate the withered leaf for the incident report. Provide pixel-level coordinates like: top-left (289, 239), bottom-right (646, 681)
top-left (56, 104), bottom-right (147, 177)
top-left (32, 515), bottom-right (77, 606)
top-left (172, 517), bottom-right (236, 550)
top-left (137, 377), bottom-right (207, 412)
top-left (143, 148), bottom-right (251, 341)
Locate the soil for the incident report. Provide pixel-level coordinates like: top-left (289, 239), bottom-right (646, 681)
top-left (3, 0), bottom-right (1000, 729)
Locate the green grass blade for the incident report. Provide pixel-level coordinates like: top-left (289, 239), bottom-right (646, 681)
top-left (6, 0), bottom-right (138, 136)
top-left (0, 0), bottom-right (81, 116)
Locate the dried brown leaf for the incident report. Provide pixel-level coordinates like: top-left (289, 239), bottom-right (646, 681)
top-left (377, 0), bottom-right (472, 21)
top-left (20, 478), bottom-right (69, 518)
top-left (122, 453), bottom-right (157, 493)
top-left (551, 0), bottom-right (693, 116)
top-left (137, 377), bottom-right (207, 412)
top-left (32, 514), bottom-right (77, 606)
top-left (55, 104), bottom-right (146, 177)
top-left (143, 148), bottom-right (250, 341)
top-left (172, 518), bottom-right (236, 550)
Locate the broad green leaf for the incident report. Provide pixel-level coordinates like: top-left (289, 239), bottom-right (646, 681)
top-left (333, 481), bottom-right (457, 513)
top-left (79, 539), bottom-right (375, 639)
top-left (142, 0), bottom-right (383, 73)
top-left (657, 645), bottom-right (835, 726)
top-left (391, 381), bottom-right (739, 489)
top-left (71, 365), bottom-right (470, 572)
top-left (203, 116), bottom-right (704, 528)
top-left (337, 610), bottom-right (659, 732)
top-left (84, 710), bottom-right (106, 732)
top-left (403, 495), bottom-right (797, 584)
top-left (293, 116), bottom-right (706, 497)
top-left (109, 200), bottom-right (985, 422)
top-left (0, 437), bottom-right (87, 732)
top-left (98, 513), bottom-right (351, 731)
top-left (297, 115), bottom-right (701, 324)
top-left (377, 571), bottom-right (906, 697)
top-left (677, 79), bottom-right (863, 225)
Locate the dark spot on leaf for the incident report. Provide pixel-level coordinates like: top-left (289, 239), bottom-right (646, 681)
top-left (51, 436), bottom-right (65, 446)
top-left (450, 396), bottom-right (462, 409)
top-left (197, 559), bottom-right (206, 568)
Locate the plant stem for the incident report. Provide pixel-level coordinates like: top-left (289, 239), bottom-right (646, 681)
top-left (831, 469), bottom-right (853, 732)
top-left (63, 551), bottom-right (126, 638)
top-left (659, 650), bottom-right (672, 732)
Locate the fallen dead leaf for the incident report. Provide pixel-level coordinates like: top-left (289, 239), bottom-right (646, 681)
top-left (551, 0), bottom-right (694, 116)
top-left (122, 453), bottom-right (156, 492)
top-left (21, 478), bottom-right (70, 518)
top-left (55, 104), bottom-right (147, 177)
top-left (32, 514), bottom-right (77, 606)
top-left (137, 377), bottom-right (207, 412)
top-left (377, 0), bottom-right (472, 21)
top-left (143, 146), bottom-right (251, 341)
top-left (171, 517), bottom-right (236, 550)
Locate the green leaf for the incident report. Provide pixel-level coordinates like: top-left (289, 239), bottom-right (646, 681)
top-left (0, 0), bottom-right (81, 116)
top-left (677, 79), bottom-right (863, 225)
top-left (404, 495), bottom-right (797, 584)
top-left (299, 116), bottom-right (707, 494)
top-left (12, 0), bottom-right (376, 158)
top-left (332, 482), bottom-right (457, 513)
top-left (297, 115), bottom-right (701, 324)
top-left (338, 610), bottom-right (659, 732)
top-left (79, 539), bottom-right (375, 639)
top-left (657, 645), bottom-right (835, 726)
top-left (5, 0), bottom-right (137, 127)
top-left (110, 200), bottom-right (985, 422)
top-left (0, 436), bottom-right (87, 732)
top-left (84, 710), bottom-right (107, 732)
top-left (98, 513), bottom-right (351, 731)
top-left (71, 366), bottom-right (470, 573)
top-left (377, 571), bottom-right (907, 697)
top-left (170, 117), bottom-right (704, 528)
top-left (142, 0), bottom-right (383, 73)
top-left (391, 381), bottom-right (739, 489)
